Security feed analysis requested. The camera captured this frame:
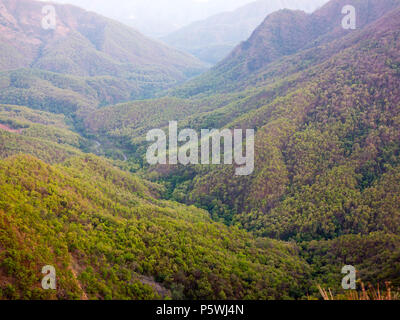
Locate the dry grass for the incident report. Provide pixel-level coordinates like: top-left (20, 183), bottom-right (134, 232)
top-left (318, 282), bottom-right (399, 300)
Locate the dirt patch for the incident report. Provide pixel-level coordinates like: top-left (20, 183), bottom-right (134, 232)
top-left (0, 124), bottom-right (22, 134)
top-left (0, 266), bottom-right (14, 288)
top-left (69, 255), bottom-right (89, 300)
top-left (138, 275), bottom-right (171, 298)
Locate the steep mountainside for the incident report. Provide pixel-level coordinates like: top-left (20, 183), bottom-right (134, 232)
top-left (172, 0), bottom-right (400, 97)
top-left (0, 101), bottom-right (310, 300)
top-left (86, 0), bottom-right (400, 151)
top-left (161, 0), bottom-right (328, 64)
top-left (0, 154), bottom-right (310, 300)
top-left (1, 0), bottom-right (400, 300)
top-left (177, 3), bottom-right (400, 237)
top-left (82, 0), bottom-right (400, 292)
top-left (0, 0), bottom-right (206, 111)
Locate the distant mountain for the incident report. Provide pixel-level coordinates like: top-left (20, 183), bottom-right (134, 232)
top-left (0, 0), bottom-right (206, 112)
top-left (173, 0), bottom-right (400, 97)
top-left (161, 0), bottom-right (328, 64)
top-left (51, 0), bottom-right (259, 38)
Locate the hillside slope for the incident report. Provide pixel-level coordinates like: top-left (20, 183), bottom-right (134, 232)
top-left (1, 0), bottom-right (400, 300)
top-left (172, 0), bottom-right (400, 97)
top-left (0, 154), bottom-right (310, 300)
top-left (182, 3), bottom-right (400, 238)
top-left (161, 0), bottom-right (328, 64)
top-left (0, 104), bottom-right (88, 163)
top-left (0, 0), bottom-right (206, 111)
top-left (81, 0), bottom-right (400, 292)
top-left (85, 0), bottom-right (400, 155)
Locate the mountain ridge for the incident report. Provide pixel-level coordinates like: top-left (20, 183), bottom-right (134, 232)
top-left (171, 0), bottom-right (400, 97)
top-left (0, 0), bottom-right (207, 109)
top-left (161, 0), bottom-right (328, 64)
top-left (1, 0), bottom-right (400, 300)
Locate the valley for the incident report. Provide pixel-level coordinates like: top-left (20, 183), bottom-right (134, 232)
top-left (0, 0), bottom-right (399, 301)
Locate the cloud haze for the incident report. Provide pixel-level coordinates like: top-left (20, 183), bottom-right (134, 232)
top-left (48, 0), bottom-right (328, 37)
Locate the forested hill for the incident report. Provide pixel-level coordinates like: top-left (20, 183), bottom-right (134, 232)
top-left (170, 2), bottom-right (400, 238)
top-left (82, 0), bottom-right (400, 292)
top-left (85, 0), bottom-right (400, 150)
top-left (161, 0), bottom-right (328, 65)
top-left (0, 103), bottom-right (311, 300)
top-left (0, 154), bottom-right (310, 300)
top-left (1, 0), bottom-right (400, 300)
top-left (0, 0), bottom-right (207, 112)
top-left (171, 0), bottom-right (400, 97)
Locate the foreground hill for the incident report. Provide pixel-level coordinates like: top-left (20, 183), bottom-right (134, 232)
top-left (0, 105), bottom-right (311, 300)
top-left (0, 154), bottom-right (310, 299)
top-left (0, 0), bottom-right (206, 112)
top-left (162, 0), bottom-right (327, 64)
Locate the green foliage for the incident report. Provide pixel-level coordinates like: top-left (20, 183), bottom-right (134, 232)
top-left (0, 131), bottom-right (82, 164)
top-left (1, 0), bottom-right (400, 300)
top-left (300, 232), bottom-right (400, 293)
top-left (0, 0), bottom-right (207, 109)
top-left (0, 104), bottom-right (85, 148)
top-left (77, 2), bottom-right (400, 295)
top-left (0, 154), bottom-right (310, 300)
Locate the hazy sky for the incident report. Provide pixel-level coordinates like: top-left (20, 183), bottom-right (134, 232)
top-left (50, 0), bottom-right (257, 36)
top-left (49, 0), bottom-right (328, 37)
